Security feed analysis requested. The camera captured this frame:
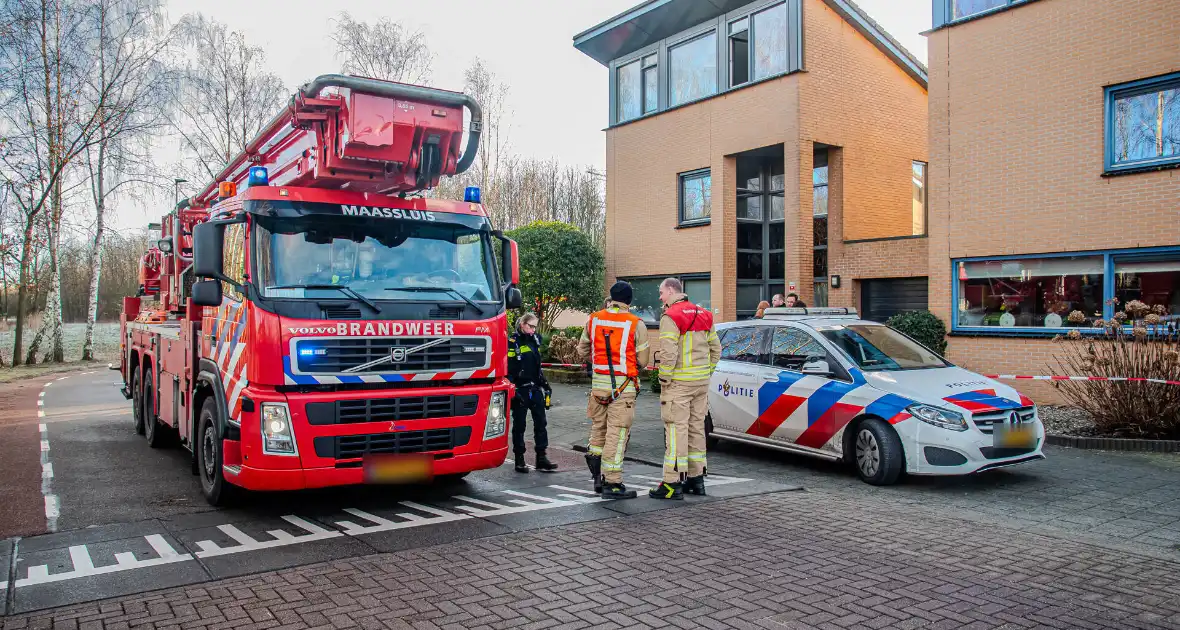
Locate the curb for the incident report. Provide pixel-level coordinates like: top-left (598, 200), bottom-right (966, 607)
top-left (1046, 434), bottom-right (1180, 453)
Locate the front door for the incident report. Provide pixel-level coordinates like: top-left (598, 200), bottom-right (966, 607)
top-left (747, 326), bottom-right (832, 444)
top-left (709, 326), bottom-right (769, 432)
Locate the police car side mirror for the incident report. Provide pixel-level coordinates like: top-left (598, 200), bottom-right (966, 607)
top-left (505, 286), bottom-right (522, 310)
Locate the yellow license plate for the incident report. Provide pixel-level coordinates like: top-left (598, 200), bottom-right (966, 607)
top-left (363, 453), bottom-right (433, 484)
top-left (994, 424), bottom-right (1035, 448)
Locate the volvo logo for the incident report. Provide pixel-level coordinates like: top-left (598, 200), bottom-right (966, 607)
top-left (390, 347), bottom-right (408, 362)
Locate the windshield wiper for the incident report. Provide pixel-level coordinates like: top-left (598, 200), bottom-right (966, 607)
top-left (385, 286), bottom-right (483, 313)
top-left (267, 284), bottom-right (379, 313)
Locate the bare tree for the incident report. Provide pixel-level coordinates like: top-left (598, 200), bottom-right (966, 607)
top-left (462, 57), bottom-right (511, 225)
top-left (80, 0), bottom-right (168, 361)
top-left (330, 12), bottom-right (433, 85)
top-left (168, 13), bottom-right (286, 183)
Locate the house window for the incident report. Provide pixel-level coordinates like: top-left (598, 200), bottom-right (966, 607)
top-left (729, 18), bottom-right (750, 87)
top-left (642, 55), bottom-right (658, 114)
top-left (736, 152), bottom-right (785, 318)
top-left (617, 60), bottom-right (642, 122)
top-left (668, 31), bottom-right (717, 107)
top-left (912, 161), bottom-right (927, 236)
top-left (951, 0), bottom-right (1007, 20)
top-left (618, 274), bottom-right (712, 327)
top-left (752, 3), bottom-right (787, 81)
top-left (679, 169), bottom-right (711, 226)
top-left (812, 150), bottom-right (829, 307)
top-left (1114, 256), bottom-right (1180, 320)
top-left (1106, 72), bottom-right (1180, 172)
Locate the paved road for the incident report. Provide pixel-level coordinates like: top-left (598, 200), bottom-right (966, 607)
top-left (545, 383), bottom-right (1180, 560)
top-left (3, 372), bottom-right (1180, 628)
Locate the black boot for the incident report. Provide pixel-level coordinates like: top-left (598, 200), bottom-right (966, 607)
top-left (683, 475), bottom-right (706, 496)
top-left (514, 453), bottom-right (529, 473)
top-left (535, 451), bottom-right (558, 472)
top-left (584, 454), bottom-right (603, 493)
top-left (649, 481), bottom-right (684, 500)
top-left (600, 482), bottom-right (637, 500)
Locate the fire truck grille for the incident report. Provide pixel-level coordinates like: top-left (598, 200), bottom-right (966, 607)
top-left (313, 427), bottom-right (472, 460)
top-left (305, 395), bottom-right (479, 425)
top-left (294, 337), bottom-right (488, 374)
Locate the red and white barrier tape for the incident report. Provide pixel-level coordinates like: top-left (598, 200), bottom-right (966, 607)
top-left (985, 374), bottom-right (1180, 386)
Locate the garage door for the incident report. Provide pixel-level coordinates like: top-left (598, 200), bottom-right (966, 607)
top-left (861, 277), bottom-right (928, 322)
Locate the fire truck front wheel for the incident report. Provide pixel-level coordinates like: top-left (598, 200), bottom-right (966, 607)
top-left (197, 398), bottom-right (236, 506)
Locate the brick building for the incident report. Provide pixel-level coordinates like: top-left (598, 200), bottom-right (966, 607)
top-left (927, 0), bottom-right (1180, 400)
top-left (573, 0), bottom-right (930, 327)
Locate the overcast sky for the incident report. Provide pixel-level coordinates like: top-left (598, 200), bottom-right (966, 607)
top-left (114, 0), bottom-right (930, 231)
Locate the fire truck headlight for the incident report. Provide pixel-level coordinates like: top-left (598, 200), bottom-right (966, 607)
top-left (261, 403), bottom-right (298, 455)
top-left (484, 391), bottom-right (507, 439)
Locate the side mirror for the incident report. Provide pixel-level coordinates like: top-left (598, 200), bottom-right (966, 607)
top-left (193, 222), bottom-right (225, 279)
top-left (505, 286), bottom-right (522, 310)
top-left (498, 235), bottom-right (519, 286)
top-left (801, 357), bottom-right (832, 377)
top-left (191, 279), bottom-right (222, 307)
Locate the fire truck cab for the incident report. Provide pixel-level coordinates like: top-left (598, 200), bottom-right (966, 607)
top-left (120, 75), bottom-right (523, 505)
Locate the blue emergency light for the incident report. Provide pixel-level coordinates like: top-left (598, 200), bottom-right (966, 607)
top-left (248, 166), bottom-right (269, 187)
top-left (464, 186), bottom-right (481, 203)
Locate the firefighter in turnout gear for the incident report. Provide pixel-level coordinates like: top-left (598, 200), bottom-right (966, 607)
top-left (577, 281), bottom-right (651, 499)
top-left (508, 313), bottom-right (557, 473)
top-left (651, 277), bottom-right (721, 500)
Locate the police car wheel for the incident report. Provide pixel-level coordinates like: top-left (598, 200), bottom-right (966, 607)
top-left (853, 418), bottom-right (903, 486)
top-left (705, 412), bottom-right (719, 450)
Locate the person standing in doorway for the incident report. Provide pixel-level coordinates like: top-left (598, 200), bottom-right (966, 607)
top-left (651, 277), bottom-right (721, 499)
top-left (577, 282), bottom-right (650, 499)
top-left (508, 313), bottom-right (557, 473)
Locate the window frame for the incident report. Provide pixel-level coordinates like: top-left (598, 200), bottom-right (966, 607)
top-left (616, 273), bottom-right (712, 328)
top-left (678, 168), bottom-right (713, 227)
top-left (666, 28), bottom-right (720, 109)
top-left (608, 0), bottom-right (801, 126)
top-left (950, 245), bottom-right (1180, 336)
top-left (718, 325), bottom-right (771, 365)
top-left (1104, 71), bottom-right (1180, 174)
top-left (222, 222), bottom-right (247, 301)
top-left (812, 149), bottom-right (829, 305)
top-left (912, 160), bottom-right (928, 236)
top-left (935, 0), bottom-right (1035, 27)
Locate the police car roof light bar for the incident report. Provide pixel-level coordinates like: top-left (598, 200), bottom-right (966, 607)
top-left (763, 307), bottom-right (859, 319)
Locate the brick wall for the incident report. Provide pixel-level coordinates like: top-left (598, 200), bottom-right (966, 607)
top-left (603, 0), bottom-right (929, 319)
top-left (927, 0), bottom-right (1180, 403)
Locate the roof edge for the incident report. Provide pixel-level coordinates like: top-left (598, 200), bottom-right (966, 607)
top-left (821, 0), bottom-right (928, 88)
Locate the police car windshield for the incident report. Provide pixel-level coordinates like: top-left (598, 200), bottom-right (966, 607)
top-left (254, 215), bottom-right (499, 302)
top-left (819, 324), bottom-right (947, 371)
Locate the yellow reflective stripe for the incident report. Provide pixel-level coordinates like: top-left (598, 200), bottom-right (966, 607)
top-left (520, 346), bottom-right (532, 354)
top-left (676, 457), bottom-right (688, 467)
top-left (507, 350), bottom-right (516, 357)
top-left (659, 333), bottom-right (678, 340)
top-left (602, 427), bottom-right (628, 471)
top-left (636, 342), bottom-right (649, 351)
top-left (682, 333), bottom-right (693, 369)
top-left (588, 445), bottom-right (603, 455)
top-left (688, 452), bottom-right (706, 461)
top-left (666, 429), bottom-right (677, 469)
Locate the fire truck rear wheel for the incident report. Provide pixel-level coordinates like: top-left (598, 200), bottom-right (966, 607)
top-left (143, 370), bottom-right (168, 448)
top-left (131, 368), bottom-right (145, 435)
top-left (197, 398), bottom-right (235, 506)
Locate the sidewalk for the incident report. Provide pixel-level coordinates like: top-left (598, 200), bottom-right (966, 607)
top-left (6, 489), bottom-right (1178, 629)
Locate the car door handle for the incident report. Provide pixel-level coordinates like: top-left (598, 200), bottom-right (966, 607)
top-left (762, 373), bottom-right (779, 381)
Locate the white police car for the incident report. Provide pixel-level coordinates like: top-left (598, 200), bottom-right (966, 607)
top-left (706, 307), bottom-right (1044, 485)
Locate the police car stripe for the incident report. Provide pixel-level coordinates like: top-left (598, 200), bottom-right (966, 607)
top-left (943, 389), bottom-right (1024, 413)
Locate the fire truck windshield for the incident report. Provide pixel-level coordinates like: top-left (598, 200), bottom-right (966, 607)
top-left (253, 214), bottom-right (500, 304)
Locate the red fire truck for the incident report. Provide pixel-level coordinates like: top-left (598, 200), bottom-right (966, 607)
top-left (120, 75), bottom-right (523, 505)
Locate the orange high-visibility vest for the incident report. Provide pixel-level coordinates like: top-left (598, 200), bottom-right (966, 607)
top-left (589, 307), bottom-right (643, 380)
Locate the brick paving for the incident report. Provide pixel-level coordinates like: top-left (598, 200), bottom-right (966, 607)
top-left (5, 489), bottom-right (1179, 629)
top-left (544, 383), bottom-right (1180, 559)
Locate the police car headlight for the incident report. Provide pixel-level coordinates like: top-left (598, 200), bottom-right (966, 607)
top-left (907, 403), bottom-right (968, 432)
top-left (484, 391), bottom-right (507, 439)
top-left (261, 403), bottom-right (298, 455)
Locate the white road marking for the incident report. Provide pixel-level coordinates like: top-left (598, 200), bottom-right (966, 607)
top-left (13, 537), bottom-right (193, 587)
top-left (194, 515), bottom-right (343, 558)
top-left (334, 506), bottom-right (470, 536)
top-left (39, 382), bottom-right (59, 531)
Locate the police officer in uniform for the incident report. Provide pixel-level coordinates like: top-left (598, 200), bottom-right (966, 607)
top-left (508, 313), bottom-right (557, 473)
